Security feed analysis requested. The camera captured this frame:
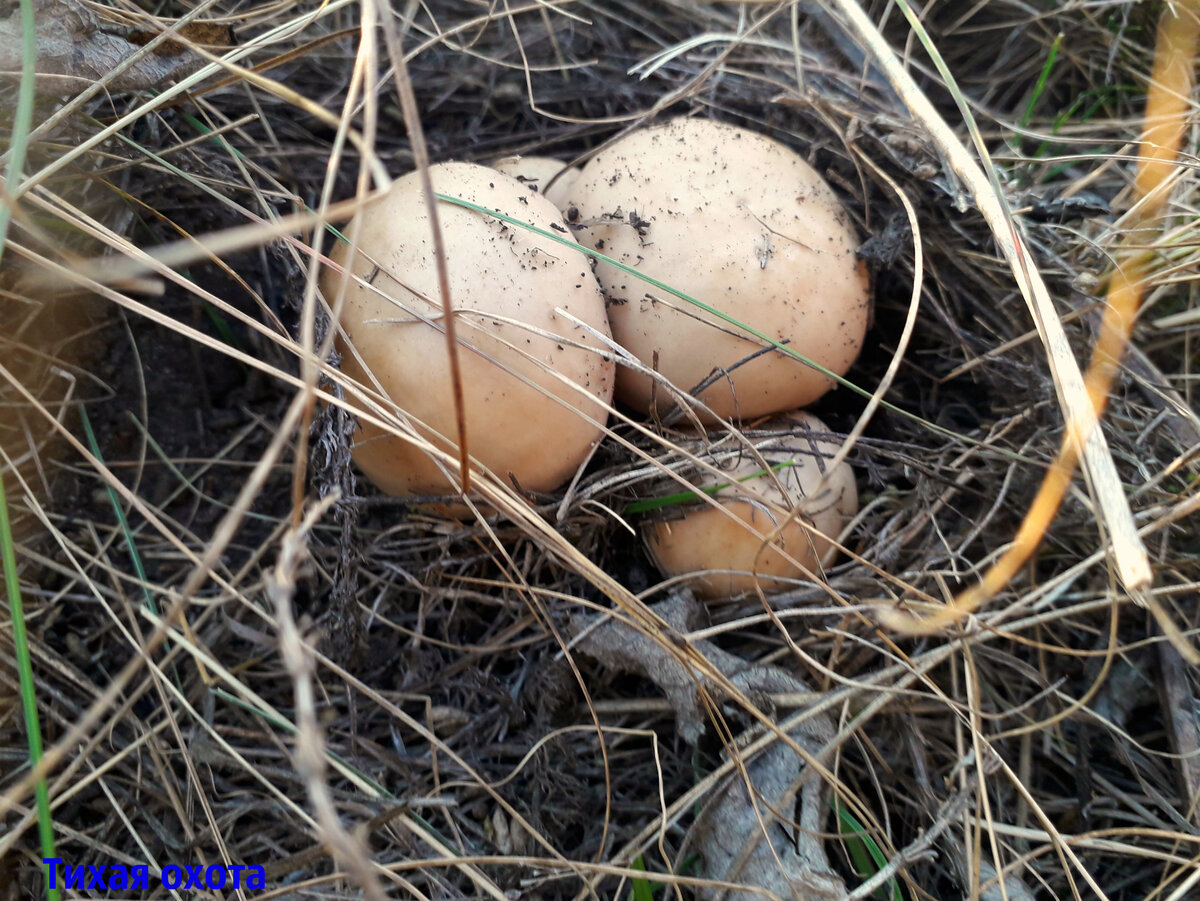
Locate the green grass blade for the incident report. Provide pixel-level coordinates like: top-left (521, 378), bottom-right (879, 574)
top-left (1020, 34), bottom-right (1062, 128)
top-left (891, 0), bottom-right (1005, 218)
top-left (435, 196), bottom-right (867, 398)
top-left (199, 298), bottom-right (243, 351)
top-left (622, 461), bottom-right (795, 515)
top-left (834, 800), bottom-right (901, 901)
top-left (78, 405), bottom-right (157, 616)
top-left (0, 0), bottom-right (39, 263)
top-left (627, 855), bottom-right (656, 901)
top-left (0, 470), bottom-right (61, 901)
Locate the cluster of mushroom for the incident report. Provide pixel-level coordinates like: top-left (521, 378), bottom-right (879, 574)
top-left (321, 117), bottom-right (869, 597)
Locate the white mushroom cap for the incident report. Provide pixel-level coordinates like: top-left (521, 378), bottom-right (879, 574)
top-left (561, 117), bottom-right (871, 422)
top-left (492, 155), bottom-right (582, 209)
top-left (643, 411), bottom-right (858, 597)
top-left (322, 161), bottom-right (615, 505)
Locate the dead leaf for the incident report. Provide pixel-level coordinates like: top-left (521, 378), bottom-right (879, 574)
top-left (0, 0), bottom-right (211, 94)
top-left (570, 592), bottom-right (847, 900)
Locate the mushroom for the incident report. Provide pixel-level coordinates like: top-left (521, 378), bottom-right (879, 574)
top-left (491, 155), bottom-right (581, 209)
top-left (643, 411), bottom-right (857, 598)
top-left (322, 161), bottom-right (614, 505)
top-left (561, 117), bottom-right (870, 422)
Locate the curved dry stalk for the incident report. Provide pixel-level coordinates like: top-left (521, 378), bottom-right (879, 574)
top-left (271, 494), bottom-right (390, 901)
top-left (380, 3), bottom-right (471, 495)
top-left (733, 0), bottom-right (1151, 609)
top-left (292, 0), bottom-right (382, 529)
top-left (878, 0), bottom-right (1200, 650)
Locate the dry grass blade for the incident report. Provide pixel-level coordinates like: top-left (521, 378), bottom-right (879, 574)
top-left (380, 1), bottom-right (471, 495)
top-left (877, 0), bottom-right (1200, 653)
top-left (270, 493), bottom-right (389, 901)
top-left (289, 0), bottom-right (384, 535)
top-left (818, 0), bottom-right (1155, 625)
top-left (0, 382), bottom-right (309, 826)
top-left (821, 152), bottom-right (923, 481)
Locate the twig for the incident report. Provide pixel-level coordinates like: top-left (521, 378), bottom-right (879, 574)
top-left (270, 493), bottom-right (390, 901)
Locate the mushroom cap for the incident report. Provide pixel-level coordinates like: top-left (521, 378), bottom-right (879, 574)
top-left (492, 155), bottom-right (582, 208)
top-left (322, 161), bottom-right (614, 504)
top-left (643, 411), bottom-right (858, 597)
top-left (562, 117), bottom-right (870, 421)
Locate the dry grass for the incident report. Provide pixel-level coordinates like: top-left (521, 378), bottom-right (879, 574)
top-left (3, 1), bottom-right (1200, 899)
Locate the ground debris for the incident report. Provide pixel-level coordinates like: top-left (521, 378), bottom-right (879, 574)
top-left (0, 0), bottom-right (219, 94)
top-left (569, 591), bottom-right (846, 900)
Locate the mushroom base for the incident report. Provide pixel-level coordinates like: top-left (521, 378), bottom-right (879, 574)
top-left (644, 500), bottom-right (838, 599)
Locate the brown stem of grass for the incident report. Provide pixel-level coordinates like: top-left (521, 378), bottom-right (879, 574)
top-left (888, 0), bottom-right (1200, 638)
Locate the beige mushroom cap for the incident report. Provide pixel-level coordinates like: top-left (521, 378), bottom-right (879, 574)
top-left (492, 155), bottom-right (582, 209)
top-left (322, 161), bottom-right (615, 504)
top-left (562, 117), bottom-right (870, 422)
top-left (644, 411), bottom-right (858, 598)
